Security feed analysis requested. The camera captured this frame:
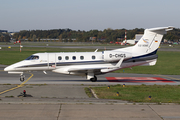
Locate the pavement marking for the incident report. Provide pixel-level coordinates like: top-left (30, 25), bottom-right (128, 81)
top-left (20, 73), bottom-right (34, 85)
top-left (154, 74), bottom-right (180, 81)
top-left (90, 88), bottom-right (99, 99)
top-left (0, 73), bottom-right (33, 95)
top-left (106, 77), bottom-right (175, 83)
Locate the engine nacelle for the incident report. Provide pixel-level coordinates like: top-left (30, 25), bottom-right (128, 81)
top-left (102, 51), bottom-right (132, 62)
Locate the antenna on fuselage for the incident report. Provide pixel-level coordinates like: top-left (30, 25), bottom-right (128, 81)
top-left (94, 49), bottom-right (98, 52)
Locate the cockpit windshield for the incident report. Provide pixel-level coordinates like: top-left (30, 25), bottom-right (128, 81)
top-left (25, 55), bottom-right (39, 60)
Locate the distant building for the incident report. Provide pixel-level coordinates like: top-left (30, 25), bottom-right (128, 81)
top-left (89, 37), bottom-right (96, 41)
top-left (135, 34), bottom-right (143, 40)
top-left (123, 40), bottom-right (136, 45)
top-left (116, 38), bottom-right (124, 41)
top-left (97, 38), bottom-right (106, 41)
top-left (0, 30), bottom-right (8, 33)
top-left (122, 34), bottom-right (143, 45)
top-left (9, 32), bottom-right (16, 36)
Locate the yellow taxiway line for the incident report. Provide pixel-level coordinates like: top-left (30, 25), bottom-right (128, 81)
top-left (0, 73), bottom-right (33, 95)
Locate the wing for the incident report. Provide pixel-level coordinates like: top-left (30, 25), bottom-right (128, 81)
top-left (52, 58), bottom-right (124, 74)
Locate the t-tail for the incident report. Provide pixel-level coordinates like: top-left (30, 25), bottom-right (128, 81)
top-left (132, 26), bottom-right (174, 56)
top-left (130, 26), bottom-right (174, 66)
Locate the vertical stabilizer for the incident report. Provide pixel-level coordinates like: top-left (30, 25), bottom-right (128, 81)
top-left (132, 26), bottom-right (173, 56)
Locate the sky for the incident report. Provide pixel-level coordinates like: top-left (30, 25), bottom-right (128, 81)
top-left (1, 0), bottom-right (180, 32)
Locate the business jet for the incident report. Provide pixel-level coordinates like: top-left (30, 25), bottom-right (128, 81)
top-left (4, 26), bottom-right (173, 82)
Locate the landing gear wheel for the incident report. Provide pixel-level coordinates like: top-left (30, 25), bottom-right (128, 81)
top-left (20, 75), bottom-right (25, 82)
top-left (90, 76), bottom-right (97, 82)
top-left (20, 77), bottom-right (24, 82)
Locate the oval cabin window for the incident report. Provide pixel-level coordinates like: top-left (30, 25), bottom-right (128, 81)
top-left (72, 56), bottom-right (76, 60)
top-left (80, 56), bottom-right (84, 60)
top-left (58, 56), bottom-right (62, 60)
top-left (92, 55), bottom-right (96, 60)
top-left (65, 56), bottom-right (69, 60)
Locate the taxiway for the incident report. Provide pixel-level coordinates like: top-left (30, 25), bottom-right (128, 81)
top-left (0, 68), bottom-right (180, 85)
top-left (0, 67), bottom-right (180, 120)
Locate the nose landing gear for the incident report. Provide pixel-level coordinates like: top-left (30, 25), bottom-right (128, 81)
top-left (20, 74), bottom-right (25, 82)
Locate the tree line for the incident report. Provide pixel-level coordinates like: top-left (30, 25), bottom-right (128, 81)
top-left (0, 32), bottom-right (11, 42)
top-left (8, 28), bottom-right (180, 42)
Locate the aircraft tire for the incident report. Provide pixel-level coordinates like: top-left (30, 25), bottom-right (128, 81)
top-left (20, 78), bottom-right (24, 82)
top-left (90, 76), bottom-right (97, 82)
top-left (20, 75), bottom-right (25, 82)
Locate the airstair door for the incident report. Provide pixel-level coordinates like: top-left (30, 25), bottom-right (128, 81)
top-left (48, 53), bottom-right (56, 70)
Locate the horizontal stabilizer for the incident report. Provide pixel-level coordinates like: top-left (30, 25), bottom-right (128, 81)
top-left (148, 26), bottom-right (174, 32)
top-left (140, 59), bottom-right (157, 66)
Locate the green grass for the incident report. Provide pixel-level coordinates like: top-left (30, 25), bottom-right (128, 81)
top-left (91, 85), bottom-right (180, 103)
top-left (84, 88), bottom-right (94, 98)
top-left (0, 42), bottom-right (126, 47)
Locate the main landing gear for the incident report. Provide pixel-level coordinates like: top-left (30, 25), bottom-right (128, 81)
top-left (90, 76), bottom-right (97, 82)
top-left (20, 74), bottom-right (25, 82)
top-left (87, 72), bottom-right (97, 82)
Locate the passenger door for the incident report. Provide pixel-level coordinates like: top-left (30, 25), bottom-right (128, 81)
top-left (48, 53), bottom-right (56, 70)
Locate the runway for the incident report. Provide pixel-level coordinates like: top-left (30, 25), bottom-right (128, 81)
top-left (0, 67), bottom-right (180, 85)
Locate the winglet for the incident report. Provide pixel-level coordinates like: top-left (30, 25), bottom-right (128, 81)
top-left (115, 57), bottom-right (124, 68)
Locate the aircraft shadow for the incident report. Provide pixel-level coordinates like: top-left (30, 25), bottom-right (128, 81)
top-left (32, 79), bottom-right (108, 82)
top-left (17, 93), bottom-right (33, 97)
top-left (31, 78), bottom-right (177, 83)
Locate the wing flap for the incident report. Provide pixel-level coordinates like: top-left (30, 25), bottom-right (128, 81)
top-left (68, 67), bottom-right (108, 72)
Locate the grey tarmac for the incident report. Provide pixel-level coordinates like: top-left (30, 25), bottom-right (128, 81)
top-left (0, 104), bottom-right (180, 120)
top-left (0, 68), bottom-right (180, 120)
top-left (0, 67), bottom-right (180, 85)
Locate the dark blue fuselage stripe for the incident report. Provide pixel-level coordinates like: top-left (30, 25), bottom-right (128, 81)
top-left (131, 49), bottom-right (158, 59)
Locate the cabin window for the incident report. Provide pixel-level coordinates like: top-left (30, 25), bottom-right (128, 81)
top-left (92, 55), bottom-right (96, 60)
top-left (80, 56), bottom-right (84, 60)
top-left (25, 55), bottom-right (39, 60)
top-left (58, 56), bottom-right (62, 60)
top-left (72, 56), bottom-right (76, 60)
top-left (65, 56), bottom-right (69, 60)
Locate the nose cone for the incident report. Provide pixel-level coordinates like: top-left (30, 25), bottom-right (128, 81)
top-left (4, 65), bottom-right (14, 71)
